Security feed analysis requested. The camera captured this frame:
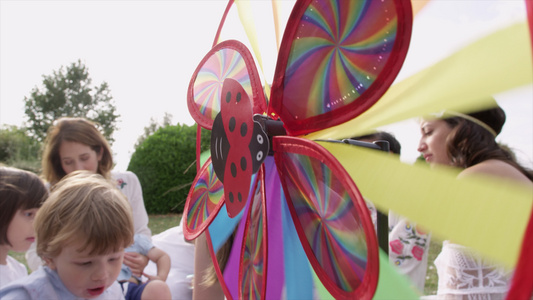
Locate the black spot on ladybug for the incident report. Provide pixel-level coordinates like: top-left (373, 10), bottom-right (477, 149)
top-left (240, 157), bottom-right (247, 171)
top-left (231, 162), bottom-right (237, 178)
top-left (238, 192), bottom-right (242, 202)
top-left (226, 92), bottom-right (231, 103)
top-left (229, 192), bottom-right (234, 203)
top-left (236, 92), bottom-right (241, 103)
top-left (240, 122), bottom-right (247, 137)
top-left (229, 117), bottom-right (236, 132)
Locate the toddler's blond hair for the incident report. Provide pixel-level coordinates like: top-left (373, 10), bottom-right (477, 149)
top-left (35, 170), bottom-right (134, 259)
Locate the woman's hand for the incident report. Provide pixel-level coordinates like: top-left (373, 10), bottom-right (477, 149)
top-left (123, 252), bottom-right (149, 277)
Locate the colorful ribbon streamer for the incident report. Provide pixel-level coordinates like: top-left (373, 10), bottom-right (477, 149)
top-left (320, 142), bottom-right (533, 268)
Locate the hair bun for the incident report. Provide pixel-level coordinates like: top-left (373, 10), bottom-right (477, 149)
top-left (467, 105), bottom-right (506, 136)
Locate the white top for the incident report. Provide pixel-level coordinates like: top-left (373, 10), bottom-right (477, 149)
top-left (143, 219), bottom-right (195, 300)
top-left (111, 170), bottom-right (152, 238)
top-left (26, 170), bottom-right (151, 271)
top-left (0, 256), bottom-right (28, 289)
top-left (434, 241), bottom-right (510, 299)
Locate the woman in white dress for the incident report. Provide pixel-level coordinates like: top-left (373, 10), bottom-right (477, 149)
top-left (418, 103), bottom-right (533, 299)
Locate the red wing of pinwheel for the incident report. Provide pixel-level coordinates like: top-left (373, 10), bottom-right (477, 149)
top-left (273, 136), bottom-right (379, 300)
top-left (201, 168), bottom-right (267, 300)
top-left (187, 40), bottom-right (267, 130)
top-left (238, 167), bottom-right (268, 299)
top-left (182, 157), bottom-right (225, 240)
top-left (269, 0), bottom-right (412, 136)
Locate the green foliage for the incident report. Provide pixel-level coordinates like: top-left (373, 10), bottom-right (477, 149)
top-left (23, 60), bottom-right (119, 144)
top-left (128, 123), bottom-right (210, 214)
top-left (0, 125), bottom-right (41, 172)
top-left (134, 113), bottom-right (174, 149)
top-left (199, 126), bottom-right (211, 153)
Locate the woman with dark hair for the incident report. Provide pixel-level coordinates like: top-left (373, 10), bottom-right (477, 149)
top-left (418, 102), bottom-right (532, 299)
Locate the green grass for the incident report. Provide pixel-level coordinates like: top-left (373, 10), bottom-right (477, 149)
top-left (7, 251), bottom-right (26, 270)
top-left (10, 213), bottom-right (443, 295)
top-left (149, 213), bottom-right (182, 235)
top-left (424, 236), bottom-right (443, 295)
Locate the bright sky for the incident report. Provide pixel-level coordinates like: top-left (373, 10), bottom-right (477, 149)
top-left (1, 0), bottom-right (531, 170)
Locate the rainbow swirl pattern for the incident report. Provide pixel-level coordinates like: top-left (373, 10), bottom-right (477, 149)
top-left (192, 48), bottom-right (253, 123)
top-left (241, 181), bottom-right (266, 299)
top-left (277, 151), bottom-right (369, 293)
top-left (282, 0), bottom-right (398, 120)
top-left (186, 160), bottom-right (224, 233)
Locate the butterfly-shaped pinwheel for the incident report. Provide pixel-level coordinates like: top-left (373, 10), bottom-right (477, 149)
top-left (183, 0), bottom-right (412, 299)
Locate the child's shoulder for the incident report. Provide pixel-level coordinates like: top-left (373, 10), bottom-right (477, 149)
top-left (0, 267), bottom-right (55, 299)
top-left (0, 256), bottom-right (28, 288)
top-left (2, 255), bottom-right (27, 273)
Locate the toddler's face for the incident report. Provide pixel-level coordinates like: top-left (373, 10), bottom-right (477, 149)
top-left (7, 208), bottom-right (38, 252)
top-left (46, 239), bottom-right (124, 299)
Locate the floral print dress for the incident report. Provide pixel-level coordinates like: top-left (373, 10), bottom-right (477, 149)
top-left (366, 201), bottom-right (431, 292)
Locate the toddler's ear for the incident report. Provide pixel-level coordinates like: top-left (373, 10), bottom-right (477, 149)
top-left (43, 256), bottom-right (56, 270)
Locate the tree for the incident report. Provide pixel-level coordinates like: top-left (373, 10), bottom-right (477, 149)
top-left (134, 112), bottom-right (174, 149)
top-left (129, 123), bottom-right (194, 213)
top-left (0, 125), bottom-right (41, 172)
top-left (23, 60), bottom-right (119, 144)
top-left (128, 122), bottom-right (211, 214)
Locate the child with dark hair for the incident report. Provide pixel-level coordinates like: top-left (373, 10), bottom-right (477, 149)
top-left (0, 166), bottom-right (48, 288)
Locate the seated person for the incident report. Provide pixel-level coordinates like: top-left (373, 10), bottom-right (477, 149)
top-left (0, 166), bottom-right (48, 288)
top-left (118, 234), bottom-right (171, 300)
top-left (350, 132), bottom-right (431, 292)
top-left (143, 218), bottom-right (195, 299)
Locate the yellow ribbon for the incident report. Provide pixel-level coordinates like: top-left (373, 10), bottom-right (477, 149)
top-left (319, 142), bottom-right (533, 268)
top-left (234, 0), bottom-right (275, 102)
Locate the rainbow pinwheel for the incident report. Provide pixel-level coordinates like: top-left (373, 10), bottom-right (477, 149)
top-left (182, 0), bottom-right (413, 299)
